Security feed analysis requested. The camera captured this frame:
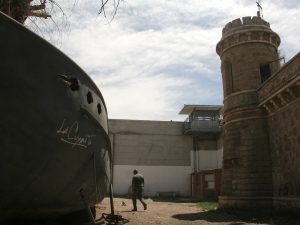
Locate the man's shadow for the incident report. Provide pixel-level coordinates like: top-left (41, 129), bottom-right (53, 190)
top-left (118, 210), bottom-right (146, 213)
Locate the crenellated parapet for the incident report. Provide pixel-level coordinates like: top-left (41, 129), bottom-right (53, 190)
top-left (222, 16), bottom-right (270, 36)
top-left (216, 16), bottom-right (281, 56)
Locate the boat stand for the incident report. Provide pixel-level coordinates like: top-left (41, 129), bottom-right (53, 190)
top-left (80, 184), bottom-right (128, 225)
top-left (101, 184), bottom-right (129, 224)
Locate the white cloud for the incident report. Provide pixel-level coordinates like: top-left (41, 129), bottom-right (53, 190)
top-left (25, 0), bottom-right (300, 121)
top-left (263, 2), bottom-right (300, 59)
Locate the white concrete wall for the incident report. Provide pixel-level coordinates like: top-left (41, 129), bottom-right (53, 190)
top-left (198, 149), bottom-right (223, 170)
top-left (113, 165), bottom-right (191, 197)
top-left (190, 148), bottom-right (223, 171)
top-left (109, 119), bottom-right (192, 166)
top-left (190, 135), bottom-right (223, 172)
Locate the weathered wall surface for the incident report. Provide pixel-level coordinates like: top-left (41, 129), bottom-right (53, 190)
top-left (109, 119), bottom-right (192, 166)
top-left (191, 136), bottom-right (223, 171)
top-left (192, 149), bottom-right (223, 171)
top-left (109, 119), bottom-right (193, 197)
top-left (258, 52), bottom-right (300, 211)
top-left (268, 99), bottom-right (300, 208)
top-left (217, 16), bottom-right (278, 209)
top-left (217, 16), bottom-right (300, 210)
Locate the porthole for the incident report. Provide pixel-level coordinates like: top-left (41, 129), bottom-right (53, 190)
top-left (97, 103), bottom-right (102, 114)
top-left (87, 91), bottom-right (93, 104)
top-left (69, 78), bottom-right (80, 91)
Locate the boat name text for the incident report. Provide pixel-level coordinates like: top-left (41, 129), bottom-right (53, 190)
top-left (57, 119), bottom-right (95, 148)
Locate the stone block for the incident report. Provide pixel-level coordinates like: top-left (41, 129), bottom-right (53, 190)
top-left (231, 18), bottom-right (242, 27)
top-left (251, 16), bottom-right (264, 25)
top-left (242, 16), bottom-right (252, 25)
top-left (223, 22), bottom-right (232, 35)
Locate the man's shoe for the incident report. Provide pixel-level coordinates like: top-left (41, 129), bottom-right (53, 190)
top-left (131, 209), bottom-right (137, 211)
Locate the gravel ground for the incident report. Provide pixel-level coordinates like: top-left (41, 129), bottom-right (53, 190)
top-left (95, 197), bottom-right (300, 225)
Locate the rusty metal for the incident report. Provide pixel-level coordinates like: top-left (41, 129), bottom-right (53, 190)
top-left (100, 184), bottom-right (128, 225)
top-left (102, 213), bottom-right (129, 225)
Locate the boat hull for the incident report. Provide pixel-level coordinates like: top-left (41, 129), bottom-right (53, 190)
top-left (0, 12), bottom-right (111, 221)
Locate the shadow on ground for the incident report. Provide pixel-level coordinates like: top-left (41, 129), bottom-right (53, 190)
top-left (172, 209), bottom-right (300, 225)
top-left (150, 197), bottom-right (202, 203)
top-left (172, 210), bottom-right (243, 223)
top-left (114, 195), bottom-right (202, 203)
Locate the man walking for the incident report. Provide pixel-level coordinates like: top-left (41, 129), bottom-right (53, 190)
top-left (131, 169), bottom-right (147, 211)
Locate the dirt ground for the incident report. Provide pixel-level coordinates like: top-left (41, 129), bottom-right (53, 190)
top-left (95, 197), bottom-right (300, 225)
top-left (1, 197), bottom-right (299, 225)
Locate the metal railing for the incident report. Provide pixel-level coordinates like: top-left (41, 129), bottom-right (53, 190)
top-left (184, 119), bottom-right (222, 134)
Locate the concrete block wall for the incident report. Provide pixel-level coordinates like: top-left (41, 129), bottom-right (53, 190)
top-left (191, 137), bottom-right (223, 172)
top-left (109, 119), bottom-right (193, 197)
top-left (112, 165), bottom-right (191, 197)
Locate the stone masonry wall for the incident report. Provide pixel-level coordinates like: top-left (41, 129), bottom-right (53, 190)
top-left (217, 16), bottom-right (279, 209)
top-left (258, 53), bottom-right (300, 211)
top-left (268, 99), bottom-right (300, 198)
top-left (217, 15), bottom-right (300, 211)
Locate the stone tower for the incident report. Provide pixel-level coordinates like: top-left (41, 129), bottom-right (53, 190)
top-left (216, 16), bottom-right (281, 208)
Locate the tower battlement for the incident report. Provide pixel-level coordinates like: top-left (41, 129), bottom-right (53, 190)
top-left (222, 16), bottom-right (270, 36)
top-left (217, 16), bottom-right (280, 56)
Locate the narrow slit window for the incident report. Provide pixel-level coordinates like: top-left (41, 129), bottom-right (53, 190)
top-left (260, 63), bottom-right (271, 83)
top-left (224, 61), bottom-right (233, 95)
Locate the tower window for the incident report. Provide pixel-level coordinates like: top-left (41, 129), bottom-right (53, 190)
top-left (260, 63), bottom-right (271, 83)
top-left (224, 61), bottom-right (233, 95)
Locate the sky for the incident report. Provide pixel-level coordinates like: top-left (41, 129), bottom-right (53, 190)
top-left (26, 0), bottom-right (300, 121)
